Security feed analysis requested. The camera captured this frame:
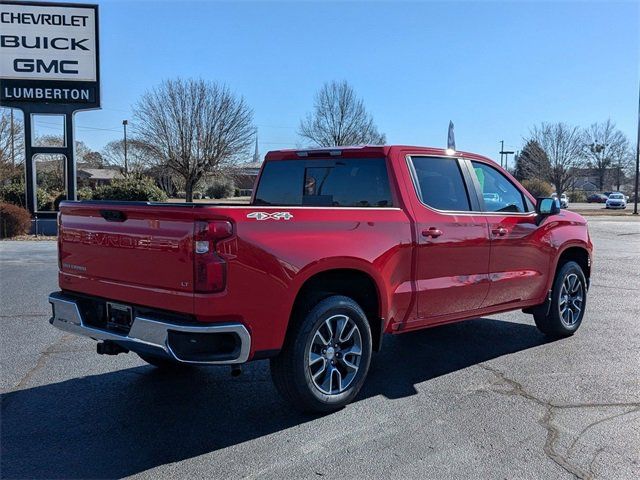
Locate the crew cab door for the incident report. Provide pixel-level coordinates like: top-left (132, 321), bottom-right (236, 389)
top-left (405, 155), bottom-right (491, 323)
top-left (466, 160), bottom-right (549, 307)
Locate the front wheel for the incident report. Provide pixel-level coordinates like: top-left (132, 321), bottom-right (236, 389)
top-left (270, 295), bottom-right (373, 413)
top-left (534, 261), bottom-right (587, 337)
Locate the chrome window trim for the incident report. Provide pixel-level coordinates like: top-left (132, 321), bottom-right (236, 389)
top-left (404, 153), bottom-right (479, 216)
top-left (241, 206), bottom-right (403, 211)
top-left (403, 153), bottom-right (538, 218)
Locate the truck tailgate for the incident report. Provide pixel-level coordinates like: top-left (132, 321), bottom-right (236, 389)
top-left (58, 202), bottom-right (198, 313)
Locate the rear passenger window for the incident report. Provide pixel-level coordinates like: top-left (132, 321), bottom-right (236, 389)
top-left (254, 158), bottom-right (393, 207)
top-left (471, 161), bottom-right (528, 213)
top-left (410, 156), bottom-right (471, 211)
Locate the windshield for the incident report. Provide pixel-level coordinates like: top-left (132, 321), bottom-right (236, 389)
top-left (610, 193), bottom-right (624, 199)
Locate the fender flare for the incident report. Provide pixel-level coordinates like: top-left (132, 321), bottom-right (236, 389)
top-left (286, 258), bottom-right (391, 348)
top-left (546, 241), bottom-right (591, 293)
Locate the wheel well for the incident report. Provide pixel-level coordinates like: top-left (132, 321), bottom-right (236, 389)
top-left (557, 247), bottom-right (591, 280)
top-left (291, 269), bottom-right (383, 351)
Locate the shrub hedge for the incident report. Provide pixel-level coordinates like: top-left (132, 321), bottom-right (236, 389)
top-left (0, 203), bottom-right (31, 238)
top-left (568, 191), bottom-right (586, 203)
top-left (206, 178), bottom-right (235, 199)
top-left (53, 187), bottom-right (94, 210)
top-left (520, 178), bottom-right (553, 199)
top-left (92, 176), bottom-right (167, 202)
top-left (0, 182), bottom-right (51, 210)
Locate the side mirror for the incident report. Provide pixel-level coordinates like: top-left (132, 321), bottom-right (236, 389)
top-left (535, 197), bottom-right (560, 224)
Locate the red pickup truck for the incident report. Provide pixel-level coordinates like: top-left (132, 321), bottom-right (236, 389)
top-left (50, 145), bottom-right (592, 412)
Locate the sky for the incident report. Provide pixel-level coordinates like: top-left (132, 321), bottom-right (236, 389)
top-left (22, 0), bottom-right (640, 164)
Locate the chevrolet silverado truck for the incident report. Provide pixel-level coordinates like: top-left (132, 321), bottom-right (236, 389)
top-left (50, 145), bottom-right (592, 412)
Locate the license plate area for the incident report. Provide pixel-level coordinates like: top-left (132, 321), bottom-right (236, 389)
top-left (106, 302), bottom-right (133, 332)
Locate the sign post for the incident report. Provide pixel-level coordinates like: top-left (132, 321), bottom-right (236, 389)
top-left (0, 0), bottom-right (100, 216)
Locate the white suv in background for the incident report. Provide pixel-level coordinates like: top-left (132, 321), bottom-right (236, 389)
top-left (552, 193), bottom-right (570, 209)
top-left (606, 192), bottom-right (627, 209)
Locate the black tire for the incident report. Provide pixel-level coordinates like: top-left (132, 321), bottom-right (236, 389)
top-left (270, 295), bottom-right (373, 413)
top-left (137, 352), bottom-right (192, 370)
top-left (534, 261), bottom-right (587, 337)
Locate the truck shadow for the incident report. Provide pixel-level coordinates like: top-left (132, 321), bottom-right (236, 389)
top-left (1, 317), bottom-right (550, 479)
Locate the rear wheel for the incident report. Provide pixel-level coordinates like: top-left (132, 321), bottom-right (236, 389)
top-left (534, 261), bottom-right (587, 337)
top-left (270, 295), bottom-right (373, 413)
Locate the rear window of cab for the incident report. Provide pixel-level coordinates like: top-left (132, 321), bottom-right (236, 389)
top-left (254, 158), bottom-right (394, 207)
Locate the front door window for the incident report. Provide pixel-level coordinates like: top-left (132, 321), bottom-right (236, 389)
top-left (470, 161), bottom-right (529, 213)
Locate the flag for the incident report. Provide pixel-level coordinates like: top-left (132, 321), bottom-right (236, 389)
top-left (447, 121), bottom-right (456, 151)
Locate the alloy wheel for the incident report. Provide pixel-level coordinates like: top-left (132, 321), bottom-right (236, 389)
top-left (559, 273), bottom-right (583, 327)
top-left (307, 314), bottom-right (363, 395)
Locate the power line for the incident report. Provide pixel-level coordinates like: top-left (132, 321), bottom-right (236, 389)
top-left (25, 117), bottom-right (301, 153)
top-left (75, 125), bottom-right (122, 133)
top-left (34, 119), bottom-right (122, 133)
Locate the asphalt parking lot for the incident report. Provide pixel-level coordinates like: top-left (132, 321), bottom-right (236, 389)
top-left (1, 216), bottom-right (639, 480)
top-left (569, 202), bottom-right (635, 213)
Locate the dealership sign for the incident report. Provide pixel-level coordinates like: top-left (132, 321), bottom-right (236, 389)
top-left (0, 1), bottom-right (101, 216)
top-left (0, 0), bottom-right (100, 110)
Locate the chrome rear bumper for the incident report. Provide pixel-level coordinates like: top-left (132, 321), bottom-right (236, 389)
top-left (48, 292), bottom-right (251, 365)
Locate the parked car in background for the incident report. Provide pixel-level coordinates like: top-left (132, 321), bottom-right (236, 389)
top-left (481, 192), bottom-right (501, 210)
top-left (482, 192), bottom-right (500, 202)
top-left (587, 193), bottom-right (608, 203)
top-left (552, 192), bottom-right (569, 208)
top-left (606, 192), bottom-right (627, 209)
top-left (602, 191), bottom-right (629, 202)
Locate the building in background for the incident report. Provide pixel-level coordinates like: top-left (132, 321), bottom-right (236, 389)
top-left (77, 168), bottom-right (123, 188)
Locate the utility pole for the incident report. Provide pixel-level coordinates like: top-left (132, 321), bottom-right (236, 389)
top-left (634, 81), bottom-right (639, 215)
top-left (10, 108), bottom-right (15, 167)
top-left (122, 119), bottom-right (128, 175)
top-left (499, 140), bottom-right (514, 171)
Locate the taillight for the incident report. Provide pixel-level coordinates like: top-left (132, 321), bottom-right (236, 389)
top-left (57, 212), bottom-right (62, 270)
top-left (194, 220), bottom-right (233, 293)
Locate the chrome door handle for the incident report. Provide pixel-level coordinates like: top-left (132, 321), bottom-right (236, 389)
top-left (491, 227), bottom-right (508, 236)
top-left (422, 227), bottom-right (443, 238)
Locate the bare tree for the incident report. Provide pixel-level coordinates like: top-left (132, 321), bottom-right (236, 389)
top-left (81, 151), bottom-right (105, 168)
top-left (582, 119), bottom-right (630, 191)
top-left (298, 80), bottom-right (386, 147)
top-left (27, 135), bottom-right (101, 192)
top-left (34, 134), bottom-right (95, 163)
top-left (607, 148), bottom-right (634, 191)
top-left (527, 122), bottom-right (584, 195)
top-left (0, 109), bottom-right (24, 180)
top-left (133, 78), bottom-right (255, 202)
top-left (102, 138), bottom-right (156, 174)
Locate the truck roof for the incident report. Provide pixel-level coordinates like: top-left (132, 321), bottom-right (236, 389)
top-left (264, 145), bottom-right (494, 163)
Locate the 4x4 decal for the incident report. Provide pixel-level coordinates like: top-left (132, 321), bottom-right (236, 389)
top-left (247, 212), bottom-right (294, 221)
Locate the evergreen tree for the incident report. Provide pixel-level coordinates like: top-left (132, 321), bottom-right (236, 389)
top-left (513, 140), bottom-right (550, 182)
